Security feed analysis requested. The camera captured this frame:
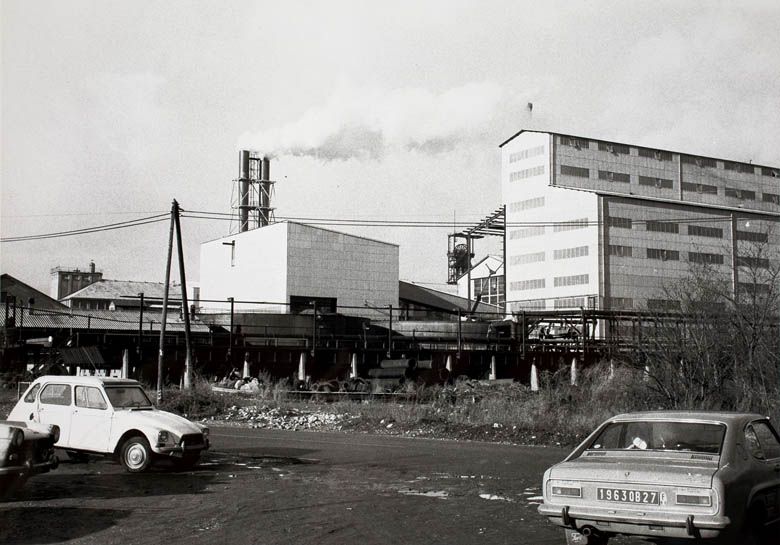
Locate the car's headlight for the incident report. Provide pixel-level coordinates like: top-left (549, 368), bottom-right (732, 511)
top-left (551, 485), bottom-right (582, 498)
top-left (158, 430), bottom-right (169, 443)
top-left (12, 428), bottom-right (24, 448)
top-left (676, 493), bottom-right (711, 506)
top-left (50, 425), bottom-right (60, 444)
top-left (157, 430), bottom-right (179, 445)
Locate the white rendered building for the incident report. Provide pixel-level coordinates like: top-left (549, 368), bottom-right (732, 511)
top-left (199, 221), bottom-right (399, 317)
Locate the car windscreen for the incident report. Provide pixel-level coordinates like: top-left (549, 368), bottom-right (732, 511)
top-left (586, 421), bottom-right (726, 454)
top-left (104, 386), bottom-right (153, 409)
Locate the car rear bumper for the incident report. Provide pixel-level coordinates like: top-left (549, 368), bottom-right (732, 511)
top-left (538, 503), bottom-right (730, 540)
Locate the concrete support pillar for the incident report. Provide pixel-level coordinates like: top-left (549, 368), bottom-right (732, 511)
top-left (489, 355), bottom-right (497, 380)
top-left (350, 353), bottom-right (358, 379)
top-left (242, 352), bottom-right (250, 378)
top-left (530, 364), bottom-right (539, 392)
top-left (298, 352), bottom-right (307, 382)
top-left (570, 357), bottom-right (578, 386)
top-left (121, 349), bottom-right (129, 379)
top-left (445, 354), bottom-right (453, 372)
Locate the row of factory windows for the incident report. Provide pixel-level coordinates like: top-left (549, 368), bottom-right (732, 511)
top-left (559, 164), bottom-right (780, 204)
top-left (609, 245), bottom-right (771, 268)
top-left (558, 135), bottom-right (779, 178)
top-left (509, 217), bottom-right (590, 239)
top-left (609, 216), bottom-right (770, 242)
top-left (509, 164), bottom-right (546, 182)
top-left (510, 246), bottom-right (589, 265)
top-left (508, 145), bottom-right (546, 164)
top-left (510, 274), bottom-right (590, 292)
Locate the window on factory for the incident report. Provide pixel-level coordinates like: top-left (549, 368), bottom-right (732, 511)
top-left (553, 274), bottom-right (589, 287)
top-left (598, 170), bottom-right (631, 183)
top-left (560, 136), bottom-right (589, 149)
top-left (474, 277), bottom-right (505, 305)
top-left (512, 299), bottom-right (546, 310)
top-left (647, 299), bottom-right (681, 311)
top-left (290, 296), bottom-right (337, 314)
top-left (763, 193), bottom-right (780, 205)
top-left (509, 145), bottom-right (546, 163)
top-left (554, 217), bottom-right (589, 232)
top-left (511, 252), bottom-right (546, 265)
top-left (761, 167), bottom-right (779, 178)
top-left (554, 297), bottom-right (585, 309)
top-left (647, 248), bottom-right (680, 261)
top-left (689, 252), bottom-right (724, 265)
top-left (638, 175), bottom-right (673, 189)
top-left (688, 225), bottom-right (723, 238)
top-left (725, 187), bottom-right (756, 200)
top-left (681, 155), bottom-right (717, 168)
top-left (598, 142), bottom-right (630, 155)
top-left (509, 197), bottom-right (545, 213)
top-left (608, 297), bottom-right (634, 309)
top-left (554, 246), bottom-right (589, 260)
top-left (609, 244), bottom-right (633, 258)
top-left (511, 279), bottom-right (546, 291)
top-left (560, 165), bottom-right (590, 178)
top-left (509, 165), bottom-right (546, 181)
top-left (608, 216), bottom-right (633, 229)
top-left (646, 220), bottom-right (679, 234)
top-left (681, 181), bottom-right (718, 195)
top-left (736, 256), bottom-right (770, 269)
top-left (510, 226), bottom-right (545, 239)
top-left (738, 282), bottom-right (771, 296)
top-left (638, 148), bottom-right (672, 161)
top-left (736, 231), bottom-right (768, 243)
top-left (723, 161), bottom-right (755, 174)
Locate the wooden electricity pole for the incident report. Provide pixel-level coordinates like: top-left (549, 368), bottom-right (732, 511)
top-left (157, 201), bottom-right (176, 404)
top-left (173, 199), bottom-right (193, 390)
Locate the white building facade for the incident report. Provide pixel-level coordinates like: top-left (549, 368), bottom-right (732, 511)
top-left (199, 222), bottom-right (399, 317)
top-left (501, 130), bottom-right (780, 312)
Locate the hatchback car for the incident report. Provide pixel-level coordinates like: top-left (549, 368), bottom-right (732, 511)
top-left (538, 411), bottom-right (780, 544)
top-left (8, 376), bottom-right (209, 472)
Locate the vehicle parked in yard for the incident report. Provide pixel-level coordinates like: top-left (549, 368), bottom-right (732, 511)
top-left (539, 411), bottom-right (780, 544)
top-left (1, 420), bottom-right (59, 499)
top-left (8, 376), bottom-right (209, 473)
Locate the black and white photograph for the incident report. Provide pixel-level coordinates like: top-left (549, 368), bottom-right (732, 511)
top-left (1, 1), bottom-right (779, 544)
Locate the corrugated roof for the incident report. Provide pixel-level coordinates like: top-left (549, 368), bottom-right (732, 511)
top-left (1, 274), bottom-right (68, 310)
top-left (399, 281), bottom-right (500, 314)
top-left (9, 308), bottom-right (209, 333)
top-left (62, 280), bottom-right (182, 302)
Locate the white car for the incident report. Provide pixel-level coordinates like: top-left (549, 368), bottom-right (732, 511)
top-left (8, 376), bottom-right (209, 472)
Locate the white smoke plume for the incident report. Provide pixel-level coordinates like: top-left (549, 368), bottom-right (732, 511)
top-left (238, 81), bottom-right (505, 160)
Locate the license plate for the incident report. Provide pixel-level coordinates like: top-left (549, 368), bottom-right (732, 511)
top-left (597, 488), bottom-right (659, 504)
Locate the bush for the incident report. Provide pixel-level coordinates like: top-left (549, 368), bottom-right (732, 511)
top-left (158, 380), bottom-right (231, 418)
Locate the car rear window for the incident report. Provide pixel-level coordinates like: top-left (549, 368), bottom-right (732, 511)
top-left (587, 421), bottom-right (726, 454)
top-left (40, 384), bottom-right (72, 406)
top-left (104, 386), bottom-right (152, 408)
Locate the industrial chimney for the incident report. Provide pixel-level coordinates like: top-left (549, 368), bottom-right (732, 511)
top-left (233, 151), bottom-right (276, 233)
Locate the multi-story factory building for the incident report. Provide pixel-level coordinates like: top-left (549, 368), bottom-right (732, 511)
top-left (501, 129), bottom-right (780, 312)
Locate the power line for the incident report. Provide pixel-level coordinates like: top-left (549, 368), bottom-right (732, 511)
top-left (0, 214), bottom-right (170, 243)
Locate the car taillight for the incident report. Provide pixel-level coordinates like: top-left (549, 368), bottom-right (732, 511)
top-left (676, 493), bottom-right (711, 506)
top-left (551, 485), bottom-right (582, 498)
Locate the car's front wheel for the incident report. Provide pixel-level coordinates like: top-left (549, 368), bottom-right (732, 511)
top-left (120, 435), bottom-right (153, 473)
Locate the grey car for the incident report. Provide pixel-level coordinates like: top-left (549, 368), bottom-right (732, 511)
top-left (538, 411), bottom-right (780, 544)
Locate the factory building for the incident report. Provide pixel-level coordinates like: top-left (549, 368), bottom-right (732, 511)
top-left (50, 262), bottom-right (103, 300)
top-left (501, 129), bottom-right (780, 312)
top-left (455, 255), bottom-right (505, 308)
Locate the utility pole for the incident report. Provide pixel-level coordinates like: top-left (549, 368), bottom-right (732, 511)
top-left (157, 201), bottom-right (176, 404)
top-left (173, 200), bottom-right (193, 389)
top-left (137, 292), bottom-right (144, 377)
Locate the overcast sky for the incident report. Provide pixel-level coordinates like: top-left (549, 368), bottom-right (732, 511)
top-left (2, 0), bottom-right (779, 296)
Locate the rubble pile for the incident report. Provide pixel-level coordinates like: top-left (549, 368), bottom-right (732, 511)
top-left (219, 405), bottom-right (350, 431)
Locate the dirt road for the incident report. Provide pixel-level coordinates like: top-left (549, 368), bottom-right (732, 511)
top-left (1, 427), bottom-right (651, 545)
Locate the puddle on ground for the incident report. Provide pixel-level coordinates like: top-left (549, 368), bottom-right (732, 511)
top-left (479, 493), bottom-right (513, 502)
top-left (398, 488), bottom-right (449, 499)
